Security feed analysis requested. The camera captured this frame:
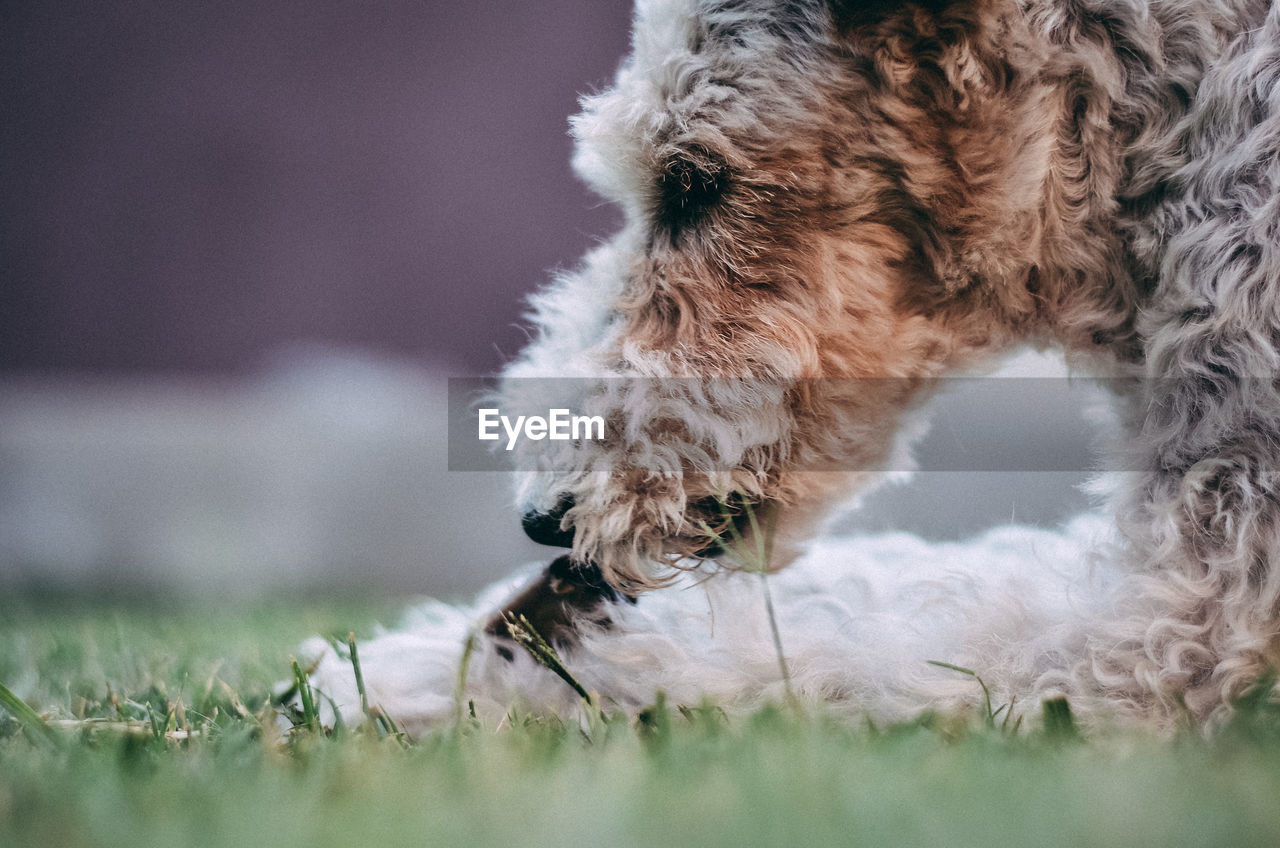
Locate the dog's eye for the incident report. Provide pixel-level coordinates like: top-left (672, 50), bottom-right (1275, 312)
top-left (655, 148), bottom-right (730, 240)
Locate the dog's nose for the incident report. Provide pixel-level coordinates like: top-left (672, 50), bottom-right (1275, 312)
top-left (522, 497), bottom-right (576, 548)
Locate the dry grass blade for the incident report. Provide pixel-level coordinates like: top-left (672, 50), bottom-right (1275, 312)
top-left (453, 628), bottom-right (479, 731)
top-left (46, 719), bottom-right (197, 741)
top-left (502, 613), bottom-right (591, 701)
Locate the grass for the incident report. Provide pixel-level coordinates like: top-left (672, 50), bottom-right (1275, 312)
top-left (699, 496), bottom-right (795, 706)
top-left (4, 592), bottom-right (1280, 848)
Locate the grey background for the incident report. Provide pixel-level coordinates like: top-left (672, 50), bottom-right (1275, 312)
top-left (1, 0), bottom-right (629, 375)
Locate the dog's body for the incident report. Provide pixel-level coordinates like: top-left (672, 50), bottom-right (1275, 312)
top-left (305, 0), bottom-right (1280, 731)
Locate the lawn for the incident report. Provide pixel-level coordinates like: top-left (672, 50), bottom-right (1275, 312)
top-left (3, 591), bottom-right (1280, 848)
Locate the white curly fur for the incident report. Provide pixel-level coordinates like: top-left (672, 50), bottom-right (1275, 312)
top-left (304, 514), bottom-right (1118, 733)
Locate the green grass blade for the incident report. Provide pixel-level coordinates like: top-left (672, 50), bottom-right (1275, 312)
top-left (347, 632), bottom-right (371, 720)
top-left (0, 680), bottom-right (61, 747)
top-left (743, 497), bottom-right (766, 573)
top-left (290, 658), bottom-right (320, 733)
top-left (1042, 697), bottom-right (1080, 742)
top-left (926, 660), bottom-right (995, 725)
top-left (703, 495), bottom-right (794, 708)
top-left (369, 704), bottom-right (409, 747)
top-left (1001, 695), bottom-right (1019, 734)
top-left (758, 571), bottom-right (796, 709)
top-left (717, 497), bottom-right (749, 553)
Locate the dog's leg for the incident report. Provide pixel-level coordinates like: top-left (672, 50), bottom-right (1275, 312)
top-left (1105, 8), bottom-right (1280, 720)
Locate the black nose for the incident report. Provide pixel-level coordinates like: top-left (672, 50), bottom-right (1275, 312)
top-left (522, 497), bottom-right (576, 548)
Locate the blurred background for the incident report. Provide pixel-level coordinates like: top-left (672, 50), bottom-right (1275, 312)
top-left (0, 0), bottom-right (1096, 600)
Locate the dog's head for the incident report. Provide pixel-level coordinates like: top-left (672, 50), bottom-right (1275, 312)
top-left (500, 0), bottom-right (1083, 587)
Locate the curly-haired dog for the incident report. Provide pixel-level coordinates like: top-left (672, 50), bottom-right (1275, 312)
top-left (305, 0), bottom-right (1280, 732)
top-left (495, 0), bottom-right (1280, 722)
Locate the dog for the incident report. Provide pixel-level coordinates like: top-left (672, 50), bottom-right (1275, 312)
top-left (490, 0), bottom-right (1280, 727)
top-left (302, 0), bottom-right (1280, 732)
